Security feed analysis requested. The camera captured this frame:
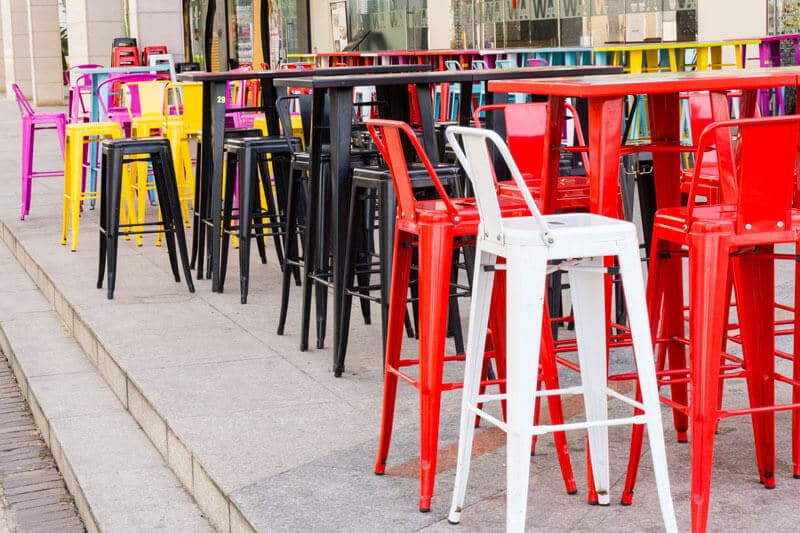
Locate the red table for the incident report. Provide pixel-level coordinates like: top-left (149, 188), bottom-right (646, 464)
top-left (489, 68), bottom-right (800, 217)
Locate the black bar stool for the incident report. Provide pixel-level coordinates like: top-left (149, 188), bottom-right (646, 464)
top-left (275, 95), bottom-right (381, 351)
top-left (219, 135), bottom-right (300, 303)
top-left (335, 164), bottom-right (462, 376)
top-left (97, 138), bottom-right (194, 299)
top-left (191, 127), bottom-right (263, 280)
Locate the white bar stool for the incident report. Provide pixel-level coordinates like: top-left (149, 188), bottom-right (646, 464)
top-left (445, 126), bottom-right (677, 533)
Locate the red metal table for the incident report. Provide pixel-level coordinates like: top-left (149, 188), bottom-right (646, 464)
top-left (489, 68), bottom-right (800, 217)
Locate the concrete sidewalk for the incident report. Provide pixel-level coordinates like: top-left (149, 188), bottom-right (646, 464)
top-left (0, 97), bottom-right (800, 532)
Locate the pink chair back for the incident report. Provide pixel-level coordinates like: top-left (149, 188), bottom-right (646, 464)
top-left (95, 73), bottom-right (162, 120)
top-left (12, 83), bottom-right (35, 118)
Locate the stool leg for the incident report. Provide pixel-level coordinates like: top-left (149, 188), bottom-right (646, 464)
top-left (449, 245), bottom-right (495, 525)
top-left (97, 149), bottom-right (109, 289)
top-left (238, 149), bottom-right (255, 304)
top-left (299, 161), bottom-right (319, 351)
top-left (733, 247), bottom-right (776, 488)
top-left (617, 240), bottom-right (677, 532)
top-left (191, 141), bottom-right (203, 271)
top-left (334, 184), bottom-right (363, 376)
top-left (152, 155), bottom-right (181, 282)
top-left (20, 122), bottom-right (33, 220)
top-left (417, 223), bottom-right (454, 512)
top-left (62, 133), bottom-right (74, 245)
top-left (356, 193), bottom-right (373, 326)
top-left (622, 229), bottom-right (672, 504)
top-left (69, 137), bottom-right (85, 252)
top-left (251, 158), bottom-right (268, 266)
top-left (106, 150), bottom-right (124, 299)
top-left (794, 241), bottom-right (800, 479)
top-left (313, 164), bottom-right (331, 349)
top-left (688, 232), bottom-right (729, 533)
top-left (159, 148), bottom-right (195, 293)
top-left (219, 152), bottom-right (238, 294)
top-left (277, 163), bottom-right (301, 336)
top-left (374, 229), bottom-right (414, 475)
top-left (256, 156), bottom-right (279, 266)
top-left (568, 256), bottom-right (610, 506)
top-left (538, 304), bottom-right (577, 494)
top-left (505, 249), bottom-right (547, 531)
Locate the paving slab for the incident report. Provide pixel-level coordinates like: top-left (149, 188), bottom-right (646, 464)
top-left (0, 236), bottom-right (211, 532)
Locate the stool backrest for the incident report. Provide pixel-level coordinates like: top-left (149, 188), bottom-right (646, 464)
top-left (276, 94), bottom-right (313, 148)
top-left (122, 80), bottom-right (170, 119)
top-left (495, 59), bottom-right (516, 69)
top-left (147, 53), bottom-right (177, 81)
top-left (525, 57), bottom-right (549, 67)
top-left (11, 83), bottom-right (34, 118)
top-left (472, 101), bottom-right (588, 182)
top-left (445, 60), bottom-right (462, 71)
top-left (367, 119), bottom-right (460, 223)
top-left (686, 115), bottom-right (800, 235)
top-left (446, 126), bottom-right (553, 246)
top-left (167, 81), bottom-right (203, 131)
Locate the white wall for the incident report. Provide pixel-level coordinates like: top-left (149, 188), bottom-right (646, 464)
top-left (26, 0), bottom-right (63, 104)
top-left (66, 0), bottom-right (125, 67)
top-left (309, 0), bottom-right (333, 53)
top-left (427, 0), bottom-right (451, 49)
top-left (697, 0), bottom-right (765, 68)
top-left (128, 0), bottom-right (184, 63)
top-left (2, 0), bottom-right (32, 96)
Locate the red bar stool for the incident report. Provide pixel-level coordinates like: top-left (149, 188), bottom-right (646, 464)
top-left (473, 102), bottom-right (590, 212)
top-left (112, 46), bottom-right (141, 67)
top-left (141, 45), bottom-right (168, 65)
top-left (622, 115), bottom-right (800, 532)
top-left (366, 119), bottom-right (576, 512)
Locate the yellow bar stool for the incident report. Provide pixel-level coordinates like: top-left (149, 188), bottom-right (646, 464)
top-left (63, 122), bottom-right (123, 251)
top-left (165, 81), bottom-right (202, 226)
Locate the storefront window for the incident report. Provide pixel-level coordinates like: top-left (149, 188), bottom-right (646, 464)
top-left (228, 0), bottom-right (254, 66)
top-left (449, 0), bottom-right (696, 48)
top-left (349, 0), bottom-right (428, 51)
top-left (768, 0), bottom-right (800, 34)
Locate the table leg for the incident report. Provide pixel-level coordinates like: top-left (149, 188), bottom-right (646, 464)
top-left (192, 80), bottom-right (213, 277)
top-left (647, 93), bottom-right (682, 210)
top-left (587, 96), bottom-right (624, 218)
top-left (414, 83), bottom-right (439, 165)
top-left (329, 87), bottom-right (353, 371)
top-left (209, 81), bottom-right (227, 291)
top-left (300, 90), bottom-right (326, 351)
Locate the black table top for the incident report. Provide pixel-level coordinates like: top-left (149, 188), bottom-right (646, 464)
top-left (274, 65), bottom-right (623, 89)
top-left (176, 64), bottom-right (432, 83)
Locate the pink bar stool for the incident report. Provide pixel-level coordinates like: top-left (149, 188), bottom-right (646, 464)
top-left (12, 83), bottom-right (66, 220)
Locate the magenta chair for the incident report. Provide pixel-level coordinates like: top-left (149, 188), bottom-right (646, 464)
top-left (12, 83), bottom-right (66, 220)
top-left (66, 64), bottom-right (103, 123)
